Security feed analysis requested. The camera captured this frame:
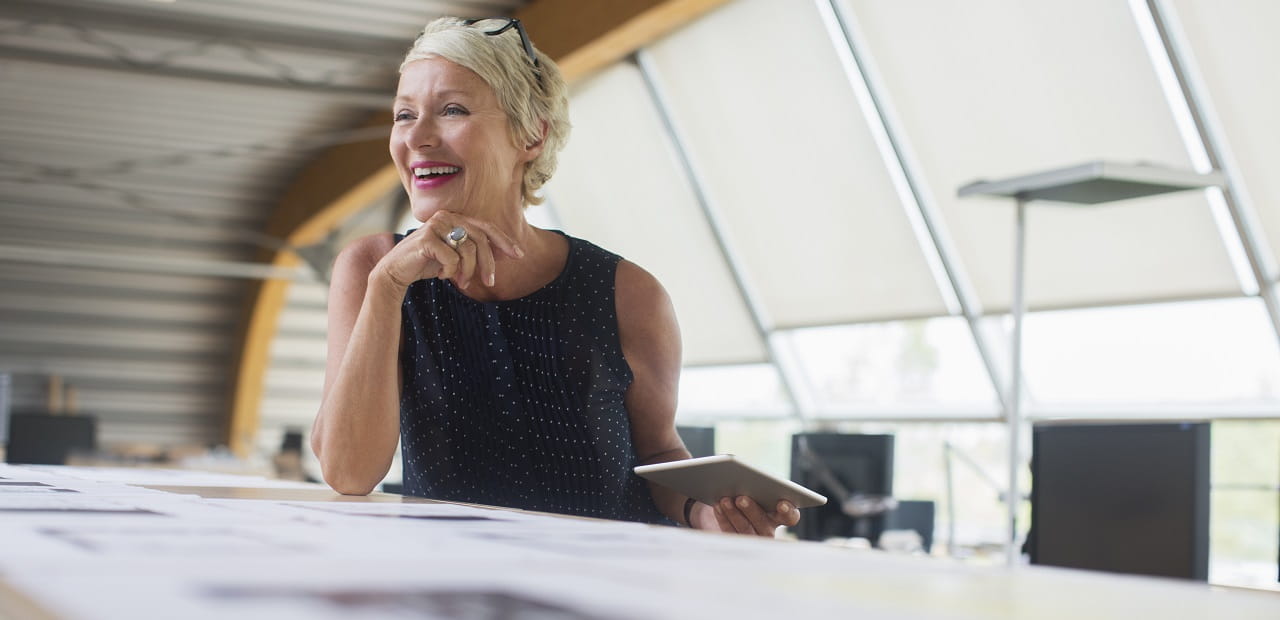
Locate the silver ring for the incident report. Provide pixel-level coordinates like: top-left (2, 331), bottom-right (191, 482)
top-left (446, 226), bottom-right (468, 248)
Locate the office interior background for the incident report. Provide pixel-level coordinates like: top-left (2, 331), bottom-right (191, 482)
top-left (0, 0), bottom-right (1277, 591)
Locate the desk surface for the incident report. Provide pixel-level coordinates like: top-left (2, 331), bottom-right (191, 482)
top-left (1, 464), bottom-right (1276, 619)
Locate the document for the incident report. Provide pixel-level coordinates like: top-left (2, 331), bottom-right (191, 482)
top-left (6, 465), bottom-right (1275, 620)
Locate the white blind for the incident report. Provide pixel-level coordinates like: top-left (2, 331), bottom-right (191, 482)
top-left (643, 0), bottom-right (951, 328)
top-left (844, 0), bottom-right (1242, 311)
top-left (1170, 0), bottom-right (1280, 277)
top-left (547, 63), bottom-right (766, 366)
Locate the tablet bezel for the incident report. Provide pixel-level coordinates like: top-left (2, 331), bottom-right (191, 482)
top-left (634, 455), bottom-right (827, 509)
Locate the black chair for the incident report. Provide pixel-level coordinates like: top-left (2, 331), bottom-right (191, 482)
top-left (0, 373), bottom-right (10, 448)
top-left (5, 412), bottom-right (97, 465)
top-left (884, 500), bottom-right (936, 552)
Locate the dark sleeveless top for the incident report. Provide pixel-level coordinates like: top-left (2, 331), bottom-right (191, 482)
top-left (394, 229), bottom-right (669, 524)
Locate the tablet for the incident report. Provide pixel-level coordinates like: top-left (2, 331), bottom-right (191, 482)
top-left (634, 455), bottom-right (827, 509)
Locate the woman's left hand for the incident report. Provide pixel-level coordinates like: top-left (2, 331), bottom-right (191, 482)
top-left (690, 496), bottom-right (800, 537)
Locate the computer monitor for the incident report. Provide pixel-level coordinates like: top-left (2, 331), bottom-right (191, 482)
top-left (790, 433), bottom-right (893, 543)
top-left (1029, 422), bottom-right (1209, 580)
top-left (676, 426), bottom-right (715, 458)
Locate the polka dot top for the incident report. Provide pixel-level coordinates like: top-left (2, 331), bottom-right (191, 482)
top-left (394, 229), bottom-right (670, 524)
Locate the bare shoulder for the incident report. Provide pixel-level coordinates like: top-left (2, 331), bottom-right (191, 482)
top-left (333, 232), bottom-right (397, 277)
top-left (615, 260), bottom-right (679, 362)
top-left (326, 232), bottom-right (398, 306)
top-left (615, 260), bottom-right (673, 324)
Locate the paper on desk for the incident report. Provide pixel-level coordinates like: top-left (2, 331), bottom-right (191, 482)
top-left (14, 464), bottom-right (322, 489)
top-left (46, 523), bottom-right (316, 556)
top-left (0, 480), bottom-right (86, 494)
top-left (5, 463), bottom-right (1280, 620)
top-left (0, 486), bottom-right (299, 527)
top-left (0, 522), bottom-right (321, 571)
top-left (7, 556), bottom-right (733, 620)
top-left (0, 463), bottom-right (57, 480)
top-left (0, 494), bottom-right (170, 514)
top-left (198, 497), bottom-right (693, 565)
top-left (277, 500), bottom-right (542, 521)
top-left (0, 466), bottom-right (193, 499)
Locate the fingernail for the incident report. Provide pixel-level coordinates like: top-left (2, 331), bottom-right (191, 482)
top-left (721, 498), bottom-right (733, 509)
top-left (780, 504), bottom-right (791, 513)
top-left (737, 497), bottom-right (749, 509)
top-left (514, 246), bottom-right (525, 258)
top-left (488, 272), bottom-right (496, 287)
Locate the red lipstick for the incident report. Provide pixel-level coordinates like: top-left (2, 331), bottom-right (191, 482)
top-left (410, 160), bottom-right (461, 190)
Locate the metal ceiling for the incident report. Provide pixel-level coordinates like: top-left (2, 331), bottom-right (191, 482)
top-left (0, 0), bottom-right (523, 447)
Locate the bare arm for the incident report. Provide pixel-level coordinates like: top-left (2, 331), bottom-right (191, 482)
top-left (310, 233), bottom-right (404, 495)
top-left (618, 261), bottom-right (799, 535)
top-left (616, 260), bottom-right (692, 523)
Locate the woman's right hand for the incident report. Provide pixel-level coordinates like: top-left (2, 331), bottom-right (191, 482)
top-left (371, 211), bottom-right (525, 292)
top-left (691, 496), bottom-right (800, 537)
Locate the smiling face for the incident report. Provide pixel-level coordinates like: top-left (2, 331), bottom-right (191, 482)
top-left (391, 57), bottom-right (536, 222)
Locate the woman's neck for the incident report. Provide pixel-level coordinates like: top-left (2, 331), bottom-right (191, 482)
top-left (456, 211), bottom-right (568, 303)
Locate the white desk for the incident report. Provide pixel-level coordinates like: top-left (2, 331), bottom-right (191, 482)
top-left (1, 465), bottom-right (1276, 619)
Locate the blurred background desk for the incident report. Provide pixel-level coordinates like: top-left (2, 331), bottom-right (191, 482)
top-left (0, 465), bottom-right (1276, 620)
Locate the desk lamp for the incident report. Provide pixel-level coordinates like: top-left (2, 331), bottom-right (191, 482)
top-left (958, 161), bottom-right (1224, 566)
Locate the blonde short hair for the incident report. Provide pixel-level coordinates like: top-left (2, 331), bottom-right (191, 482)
top-left (401, 17), bottom-right (570, 206)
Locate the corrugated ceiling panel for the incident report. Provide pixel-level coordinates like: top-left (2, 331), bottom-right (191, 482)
top-left (77, 0), bottom-right (521, 39)
top-left (0, 18), bottom-right (396, 90)
top-left (0, 206), bottom-right (270, 247)
top-left (0, 291), bottom-right (236, 326)
top-left (0, 183), bottom-right (272, 225)
top-left (275, 308), bottom-right (328, 333)
top-left (0, 231), bottom-right (256, 264)
top-left (270, 336), bottom-right (327, 364)
top-left (0, 0), bottom-right (453, 450)
top-left (259, 280), bottom-right (329, 433)
top-left (0, 263), bottom-right (242, 298)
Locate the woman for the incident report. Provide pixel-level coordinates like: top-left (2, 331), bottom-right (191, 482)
top-left (310, 17), bottom-right (798, 537)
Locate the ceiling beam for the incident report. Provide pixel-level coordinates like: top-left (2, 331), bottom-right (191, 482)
top-left (226, 0), bottom-right (733, 455)
top-left (520, 0), bottom-right (732, 82)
